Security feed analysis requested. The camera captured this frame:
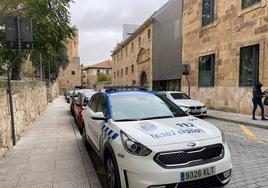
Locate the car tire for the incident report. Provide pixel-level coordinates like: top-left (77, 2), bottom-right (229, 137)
top-left (105, 154), bottom-right (121, 188)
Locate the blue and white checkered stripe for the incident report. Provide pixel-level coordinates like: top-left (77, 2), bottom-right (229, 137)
top-left (102, 125), bottom-right (119, 140)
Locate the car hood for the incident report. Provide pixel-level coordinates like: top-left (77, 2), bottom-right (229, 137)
top-left (115, 116), bottom-right (221, 146)
top-left (172, 99), bottom-right (204, 107)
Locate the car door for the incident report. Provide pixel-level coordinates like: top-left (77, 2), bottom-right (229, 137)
top-left (94, 95), bottom-right (108, 151)
top-left (83, 94), bottom-right (100, 148)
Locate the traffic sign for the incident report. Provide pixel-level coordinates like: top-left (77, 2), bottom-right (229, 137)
top-left (5, 16), bottom-right (33, 49)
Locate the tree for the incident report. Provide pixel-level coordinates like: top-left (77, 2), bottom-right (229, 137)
top-left (97, 73), bottom-right (111, 83)
top-left (0, 0), bottom-right (75, 80)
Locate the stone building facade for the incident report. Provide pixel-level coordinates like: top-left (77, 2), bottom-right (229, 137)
top-left (82, 60), bottom-right (112, 89)
top-left (112, 21), bottom-right (153, 89)
top-left (112, 0), bottom-right (183, 91)
top-left (58, 29), bottom-right (81, 94)
top-left (182, 0), bottom-right (268, 115)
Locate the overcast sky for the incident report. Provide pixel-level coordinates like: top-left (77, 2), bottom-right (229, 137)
top-left (69, 0), bottom-right (169, 66)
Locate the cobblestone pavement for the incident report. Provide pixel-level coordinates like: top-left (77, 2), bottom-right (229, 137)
top-left (0, 97), bottom-right (101, 188)
top-left (91, 117), bottom-right (268, 188)
top-left (204, 118), bottom-right (268, 188)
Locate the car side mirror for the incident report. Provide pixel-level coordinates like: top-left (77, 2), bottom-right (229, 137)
top-left (91, 112), bottom-right (108, 121)
top-left (83, 100), bottom-right (89, 106)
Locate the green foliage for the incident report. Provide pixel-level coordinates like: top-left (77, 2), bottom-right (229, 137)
top-left (97, 73), bottom-right (111, 83)
top-left (0, 0), bottom-right (75, 80)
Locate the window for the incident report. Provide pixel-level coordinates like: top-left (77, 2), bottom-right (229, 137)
top-left (131, 65), bottom-right (134, 73)
top-left (71, 71), bottom-right (75, 75)
top-left (121, 69), bottom-right (123, 77)
top-left (239, 44), bottom-right (259, 86)
top-left (138, 37), bottom-right (141, 46)
top-left (126, 47), bottom-right (128, 56)
top-left (148, 29), bottom-right (151, 40)
top-left (106, 70), bottom-right (109, 75)
top-left (242, 0), bottom-right (261, 9)
top-left (125, 67), bottom-right (128, 75)
top-left (89, 95), bottom-right (100, 112)
top-left (97, 96), bottom-right (107, 116)
top-left (109, 94), bottom-right (187, 121)
top-left (97, 70), bottom-right (100, 75)
top-left (114, 72), bottom-right (116, 78)
top-left (131, 42), bottom-right (134, 52)
top-left (170, 93), bottom-right (191, 100)
top-left (198, 54), bottom-right (215, 87)
top-left (202, 0), bottom-right (215, 27)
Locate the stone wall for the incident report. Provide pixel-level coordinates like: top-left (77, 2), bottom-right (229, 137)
top-left (46, 80), bottom-right (60, 103)
top-left (0, 81), bottom-right (49, 157)
top-left (182, 0), bottom-right (268, 115)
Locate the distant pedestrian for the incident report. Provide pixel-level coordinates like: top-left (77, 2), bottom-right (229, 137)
top-left (252, 83), bottom-right (267, 120)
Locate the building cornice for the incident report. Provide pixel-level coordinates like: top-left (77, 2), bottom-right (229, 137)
top-left (111, 16), bottom-right (155, 56)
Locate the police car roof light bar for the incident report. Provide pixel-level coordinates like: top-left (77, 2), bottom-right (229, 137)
top-left (104, 85), bottom-right (149, 92)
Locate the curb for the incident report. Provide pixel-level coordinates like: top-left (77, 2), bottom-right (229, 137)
top-left (206, 115), bottom-right (268, 130)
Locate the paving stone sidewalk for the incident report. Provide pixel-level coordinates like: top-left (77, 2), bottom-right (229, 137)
top-left (0, 97), bottom-right (102, 188)
top-left (207, 110), bottom-right (268, 129)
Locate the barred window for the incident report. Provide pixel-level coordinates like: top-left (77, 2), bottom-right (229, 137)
top-left (198, 54), bottom-right (215, 87)
top-left (239, 44), bottom-right (259, 86)
top-left (202, 0), bottom-right (215, 27)
top-left (242, 0), bottom-right (261, 9)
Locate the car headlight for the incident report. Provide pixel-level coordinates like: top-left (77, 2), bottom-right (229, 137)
top-left (221, 130), bottom-right (226, 144)
top-left (121, 131), bottom-right (152, 156)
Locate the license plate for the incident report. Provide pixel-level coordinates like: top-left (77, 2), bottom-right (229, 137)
top-left (180, 166), bottom-right (215, 182)
top-left (191, 109), bottom-right (201, 113)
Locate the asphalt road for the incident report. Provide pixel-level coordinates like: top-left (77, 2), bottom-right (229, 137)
top-left (87, 118), bottom-right (268, 188)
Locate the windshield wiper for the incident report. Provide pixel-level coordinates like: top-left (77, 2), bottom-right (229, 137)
top-left (115, 119), bottom-right (140, 122)
top-left (140, 116), bottom-right (173, 120)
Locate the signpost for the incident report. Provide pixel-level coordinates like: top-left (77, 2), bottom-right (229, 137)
top-left (5, 16), bottom-right (33, 145)
top-left (182, 64), bottom-right (191, 96)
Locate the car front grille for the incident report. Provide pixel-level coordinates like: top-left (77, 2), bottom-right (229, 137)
top-left (189, 106), bottom-right (202, 110)
top-left (154, 144), bottom-right (224, 168)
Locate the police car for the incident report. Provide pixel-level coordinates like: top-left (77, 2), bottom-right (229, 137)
top-left (82, 87), bottom-right (232, 188)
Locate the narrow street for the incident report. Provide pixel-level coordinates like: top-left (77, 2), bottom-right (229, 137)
top-left (205, 118), bottom-right (268, 188)
top-left (1, 97), bottom-right (268, 188)
top-left (0, 97), bottom-right (101, 188)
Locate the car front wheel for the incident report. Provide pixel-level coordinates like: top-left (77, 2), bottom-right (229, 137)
top-left (105, 155), bottom-right (121, 188)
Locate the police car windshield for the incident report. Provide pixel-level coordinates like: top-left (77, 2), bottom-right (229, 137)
top-left (110, 94), bottom-right (188, 122)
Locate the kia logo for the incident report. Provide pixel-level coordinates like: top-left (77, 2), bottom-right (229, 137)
top-left (187, 142), bottom-right (196, 147)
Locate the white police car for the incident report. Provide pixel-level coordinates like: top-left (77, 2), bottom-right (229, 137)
top-left (82, 89), bottom-right (232, 188)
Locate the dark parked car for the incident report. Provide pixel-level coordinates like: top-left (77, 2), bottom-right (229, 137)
top-left (73, 92), bottom-right (95, 131)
